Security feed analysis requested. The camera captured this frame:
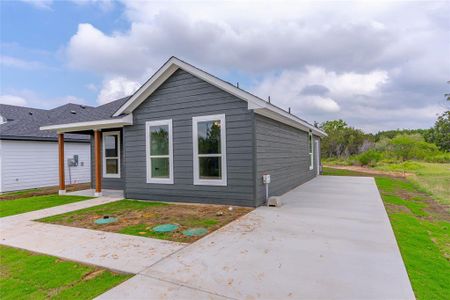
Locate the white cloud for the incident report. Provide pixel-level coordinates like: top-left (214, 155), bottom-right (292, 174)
top-left (0, 95), bottom-right (28, 106)
top-left (70, 0), bottom-right (115, 12)
top-left (20, 0), bottom-right (53, 10)
top-left (0, 90), bottom-right (86, 109)
top-left (252, 67), bottom-right (387, 115)
top-left (98, 77), bottom-right (140, 104)
top-left (305, 96), bottom-right (341, 113)
top-left (61, 1), bottom-right (448, 131)
top-left (0, 55), bottom-right (44, 70)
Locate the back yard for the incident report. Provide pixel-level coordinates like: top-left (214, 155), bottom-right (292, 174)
top-left (324, 167), bottom-right (450, 299)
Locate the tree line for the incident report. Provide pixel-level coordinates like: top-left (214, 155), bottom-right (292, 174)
top-left (320, 110), bottom-right (450, 166)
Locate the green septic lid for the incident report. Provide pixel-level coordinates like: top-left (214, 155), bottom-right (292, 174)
top-left (153, 224), bottom-right (179, 232)
top-left (95, 216), bottom-right (118, 225)
top-left (182, 228), bottom-right (208, 237)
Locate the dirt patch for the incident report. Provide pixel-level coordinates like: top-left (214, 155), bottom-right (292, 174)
top-left (324, 165), bottom-right (412, 178)
top-left (384, 203), bottom-right (411, 214)
top-left (42, 201), bottom-right (253, 243)
top-left (0, 183), bottom-right (91, 201)
top-left (423, 198), bottom-right (450, 222)
top-left (82, 269), bottom-right (104, 281)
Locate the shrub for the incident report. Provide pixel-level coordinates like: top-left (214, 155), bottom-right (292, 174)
top-left (357, 150), bottom-right (383, 166)
top-left (389, 134), bottom-right (439, 161)
top-left (425, 153), bottom-right (450, 163)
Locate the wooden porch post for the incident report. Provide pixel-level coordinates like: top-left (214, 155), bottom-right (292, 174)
top-left (94, 130), bottom-right (102, 196)
top-left (58, 133), bottom-right (66, 195)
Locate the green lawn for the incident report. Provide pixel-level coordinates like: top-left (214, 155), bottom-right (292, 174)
top-left (0, 245), bottom-right (131, 299)
top-left (324, 167), bottom-right (450, 299)
top-left (376, 162), bottom-right (450, 206)
top-left (0, 195), bottom-right (92, 218)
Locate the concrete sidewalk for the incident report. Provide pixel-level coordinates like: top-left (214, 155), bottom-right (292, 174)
top-left (100, 176), bottom-right (415, 299)
top-left (0, 196), bottom-right (185, 274)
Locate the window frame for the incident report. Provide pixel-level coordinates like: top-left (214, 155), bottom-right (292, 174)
top-left (308, 131), bottom-right (314, 170)
top-left (192, 114), bottom-right (227, 186)
top-left (145, 119), bottom-right (174, 184)
top-left (102, 131), bottom-right (121, 178)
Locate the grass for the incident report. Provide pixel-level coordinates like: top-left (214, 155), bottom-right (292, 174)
top-left (0, 195), bottom-right (92, 218)
top-left (0, 183), bottom-right (91, 201)
top-left (0, 245), bottom-right (131, 300)
top-left (39, 199), bottom-right (252, 243)
top-left (376, 162), bottom-right (450, 206)
top-left (323, 167), bottom-right (450, 299)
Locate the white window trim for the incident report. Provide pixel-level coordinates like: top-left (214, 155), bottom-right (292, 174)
top-left (309, 131), bottom-right (314, 170)
top-left (192, 114), bottom-right (227, 186)
top-left (102, 131), bottom-right (121, 178)
top-left (145, 119), bottom-right (174, 184)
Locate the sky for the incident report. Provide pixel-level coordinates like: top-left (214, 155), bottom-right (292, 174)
top-left (1, 0), bottom-right (449, 132)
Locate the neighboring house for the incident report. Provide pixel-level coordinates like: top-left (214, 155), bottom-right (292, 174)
top-left (0, 103), bottom-right (91, 193)
top-left (41, 57), bottom-right (327, 207)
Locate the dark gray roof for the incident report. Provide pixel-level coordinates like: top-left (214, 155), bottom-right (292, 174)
top-left (0, 103), bottom-right (96, 142)
top-left (1, 97), bottom-right (131, 142)
top-left (41, 96), bottom-right (130, 126)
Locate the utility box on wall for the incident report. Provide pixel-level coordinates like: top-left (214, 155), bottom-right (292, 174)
top-left (262, 174), bottom-right (271, 184)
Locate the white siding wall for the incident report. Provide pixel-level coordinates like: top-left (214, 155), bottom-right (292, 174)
top-left (0, 140), bottom-right (91, 193)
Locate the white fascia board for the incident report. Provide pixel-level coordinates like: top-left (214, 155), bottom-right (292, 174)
top-left (39, 114), bottom-right (133, 133)
top-left (254, 107), bottom-right (327, 137)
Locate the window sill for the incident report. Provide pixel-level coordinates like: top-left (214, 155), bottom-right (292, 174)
top-left (103, 174), bottom-right (121, 179)
top-left (147, 178), bottom-right (174, 184)
top-left (193, 179), bottom-right (227, 186)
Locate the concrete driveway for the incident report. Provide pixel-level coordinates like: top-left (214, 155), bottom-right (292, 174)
top-left (99, 176), bottom-right (415, 300)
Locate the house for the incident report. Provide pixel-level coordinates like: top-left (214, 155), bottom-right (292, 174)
top-left (0, 103), bottom-right (91, 193)
top-left (40, 57), bottom-right (326, 206)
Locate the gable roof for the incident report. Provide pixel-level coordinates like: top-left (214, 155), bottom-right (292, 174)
top-left (114, 56), bottom-right (327, 137)
top-left (40, 57), bottom-right (326, 137)
top-left (0, 103), bottom-right (94, 142)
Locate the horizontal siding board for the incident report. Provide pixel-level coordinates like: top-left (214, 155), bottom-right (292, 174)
top-left (124, 69), bottom-right (255, 206)
top-left (255, 115), bottom-right (317, 205)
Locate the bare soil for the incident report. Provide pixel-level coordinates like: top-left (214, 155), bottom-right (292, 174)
top-left (43, 201), bottom-right (253, 243)
top-left (324, 165), bottom-right (412, 178)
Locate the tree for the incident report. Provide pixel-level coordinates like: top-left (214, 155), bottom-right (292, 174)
top-left (320, 119), bottom-right (367, 158)
top-left (425, 111), bottom-right (450, 152)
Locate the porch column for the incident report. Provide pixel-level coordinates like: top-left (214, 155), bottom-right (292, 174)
top-left (94, 130), bottom-right (102, 196)
top-left (58, 133), bottom-right (66, 195)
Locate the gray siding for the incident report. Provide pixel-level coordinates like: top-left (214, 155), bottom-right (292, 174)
top-left (90, 129), bottom-right (125, 190)
top-left (255, 115), bottom-right (317, 205)
top-left (123, 69), bottom-right (255, 206)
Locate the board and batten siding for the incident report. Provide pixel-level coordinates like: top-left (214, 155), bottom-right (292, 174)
top-left (123, 69), bottom-right (255, 206)
top-left (254, 115), bottom-right (318, 206)
top-left (0, 140), bottom-right (91, 193)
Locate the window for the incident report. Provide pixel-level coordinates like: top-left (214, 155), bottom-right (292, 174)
top-left (103, 131), bottom-right (120, 178)
top-left (308, 131), bottom-right (314, 170)
top-left (192, 114), bottom-right (227, 186)
top-left (146, 119), bottom-right (173, 184)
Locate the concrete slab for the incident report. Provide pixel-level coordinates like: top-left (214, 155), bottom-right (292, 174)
top-left (0, 197), bottom-right (186, 274)
top-left (95, 275), bottom-right (230, 300)
top-left (67, 189), bottom-right (124, 198)
top-left (0, 196), bottom-right (122, 225)
top-left (120, 176), bottom-right (414, 300)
